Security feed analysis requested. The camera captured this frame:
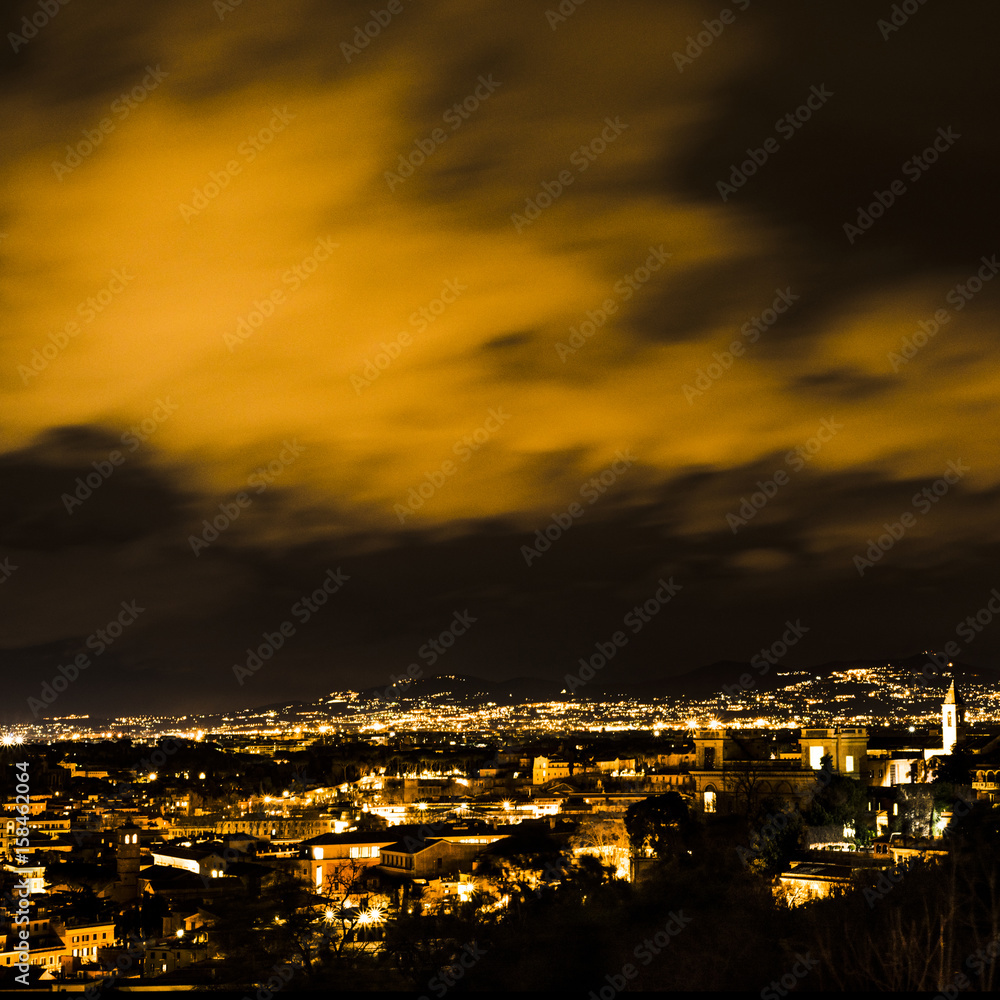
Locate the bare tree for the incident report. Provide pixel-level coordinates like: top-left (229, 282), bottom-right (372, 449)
top-left (724, 758), bottom-right (768, 820)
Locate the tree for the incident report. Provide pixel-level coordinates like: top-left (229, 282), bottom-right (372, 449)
top-left (624, 792), bottom-right (694, 861)
top-left (804, 771), bottom-right (868, 836)
top-left (210, 869), bottom-right (332, 983)
top-left (570, 816), bottom-right (631, 878)
top-left (724, 758), bottom-right (769, 820)
top-left (929, 751), bottom-right (975, 786)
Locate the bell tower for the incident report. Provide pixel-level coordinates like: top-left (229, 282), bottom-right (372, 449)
top-left (114, 822), bottom-right (141, 902)
top-left (942, 678), bottom-right (965, 754)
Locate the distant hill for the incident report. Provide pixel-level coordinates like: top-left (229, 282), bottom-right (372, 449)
top-left (484, 655), bottom-right (1000, 705)
top-left (351, 672), bottom-right (559, 706)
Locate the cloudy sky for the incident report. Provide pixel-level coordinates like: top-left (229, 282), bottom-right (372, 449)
top-left (2, 0), bottom-right (998, 719)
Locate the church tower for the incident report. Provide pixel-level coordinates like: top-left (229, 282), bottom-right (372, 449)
top-left (113, 822), bottom-right (141, 902)
top-left (942, 678), bottom-right (966, 754)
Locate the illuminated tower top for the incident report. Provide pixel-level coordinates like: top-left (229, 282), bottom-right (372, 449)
top-left (942, 678), bottom-right (965, 754)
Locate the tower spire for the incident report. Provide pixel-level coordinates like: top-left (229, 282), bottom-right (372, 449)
top-left (942, 675), bottom-right (965, 754)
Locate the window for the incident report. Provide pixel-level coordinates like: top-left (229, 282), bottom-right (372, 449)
top-left (704, 789), bottom-right (716, 813)
top-left (809, 746), bottom-right (824, 769)
top-left (846, 755), bottom-right (854, 772)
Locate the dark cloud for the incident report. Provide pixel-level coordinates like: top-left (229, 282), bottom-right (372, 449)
top-left (788, 369), bottom-right (898, 401)
top-left (0, 427), bottom-right (189, 550)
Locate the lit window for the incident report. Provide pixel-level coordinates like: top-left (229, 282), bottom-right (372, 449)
top-left (846, 756), bottom-right (854, 772)
top-left (704, 790), bottom-right (716, 813)
top-left (809, 746), bottom-right (824, 769)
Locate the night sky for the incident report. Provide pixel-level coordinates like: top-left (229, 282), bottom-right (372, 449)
top-left (2, 1), bottom-right (999, 719)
